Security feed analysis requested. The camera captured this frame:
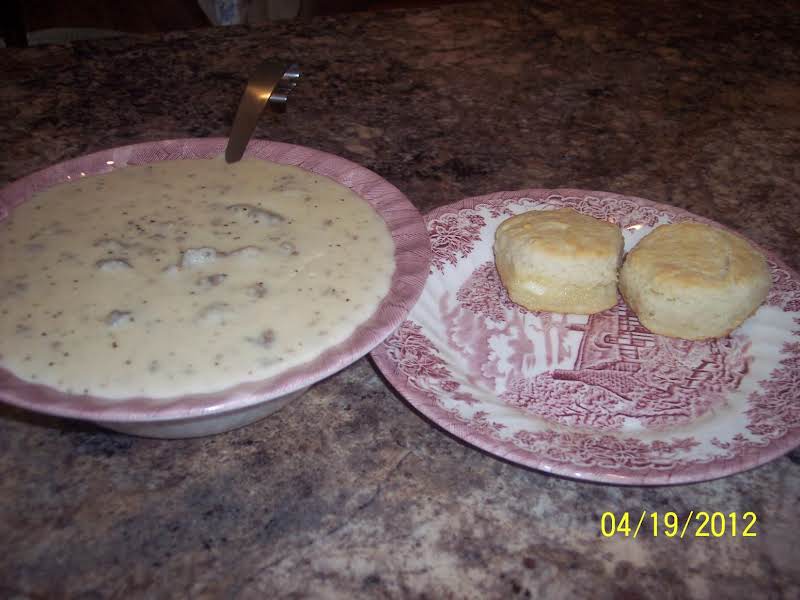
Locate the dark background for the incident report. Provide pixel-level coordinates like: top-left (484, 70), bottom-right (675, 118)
top-left (2, 0), bottom-right (466, 46)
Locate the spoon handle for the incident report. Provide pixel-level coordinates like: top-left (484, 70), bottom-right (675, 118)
top-left (225, 61), bottom-right (301, 163)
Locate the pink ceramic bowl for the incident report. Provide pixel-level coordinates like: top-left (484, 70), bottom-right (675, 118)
top-left (0, 138), bottom-right (430, 438)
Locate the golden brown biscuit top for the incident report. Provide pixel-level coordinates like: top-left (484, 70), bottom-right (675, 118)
top-left (495, 208), bottom-right (622, 259)
top-left (624, 222), bottom-right (770, 290)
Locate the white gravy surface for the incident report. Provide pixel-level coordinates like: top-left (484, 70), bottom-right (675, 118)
top-left (0, 158), bottom-right (395, 398)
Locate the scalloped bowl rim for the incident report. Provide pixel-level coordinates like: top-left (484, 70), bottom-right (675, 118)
top-left (0, 138), bottom-right (431, 423)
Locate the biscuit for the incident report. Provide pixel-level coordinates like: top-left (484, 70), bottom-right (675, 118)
top-left (493, 208), bottom-right (624, 314)
top-left (619, 222), bottom-right (771, 340)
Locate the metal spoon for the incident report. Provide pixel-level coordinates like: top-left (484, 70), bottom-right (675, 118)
top-left (225, 61), bottom-right (301, 163)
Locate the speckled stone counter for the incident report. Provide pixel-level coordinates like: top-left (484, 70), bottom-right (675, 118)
top-left (1, 1), bottom-right (799, 597)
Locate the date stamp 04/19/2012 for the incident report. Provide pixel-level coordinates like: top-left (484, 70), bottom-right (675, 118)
top-left (600, 511), bottom-right (758, 539)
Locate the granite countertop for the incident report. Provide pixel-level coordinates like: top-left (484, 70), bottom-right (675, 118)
top-left (1, 1), bottom-right (799, 597)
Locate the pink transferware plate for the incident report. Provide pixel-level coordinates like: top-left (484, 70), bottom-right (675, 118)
top-left (0, 138), bottom-right (430, 438)
top-left (371, 189), bottom-right (800, 485)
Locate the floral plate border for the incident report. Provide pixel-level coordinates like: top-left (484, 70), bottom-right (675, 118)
top-left (371, 189), bottom-right (800, 485)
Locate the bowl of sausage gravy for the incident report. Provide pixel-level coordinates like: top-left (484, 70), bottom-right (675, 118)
top-left (0, 138), bottom-right (430, 437)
